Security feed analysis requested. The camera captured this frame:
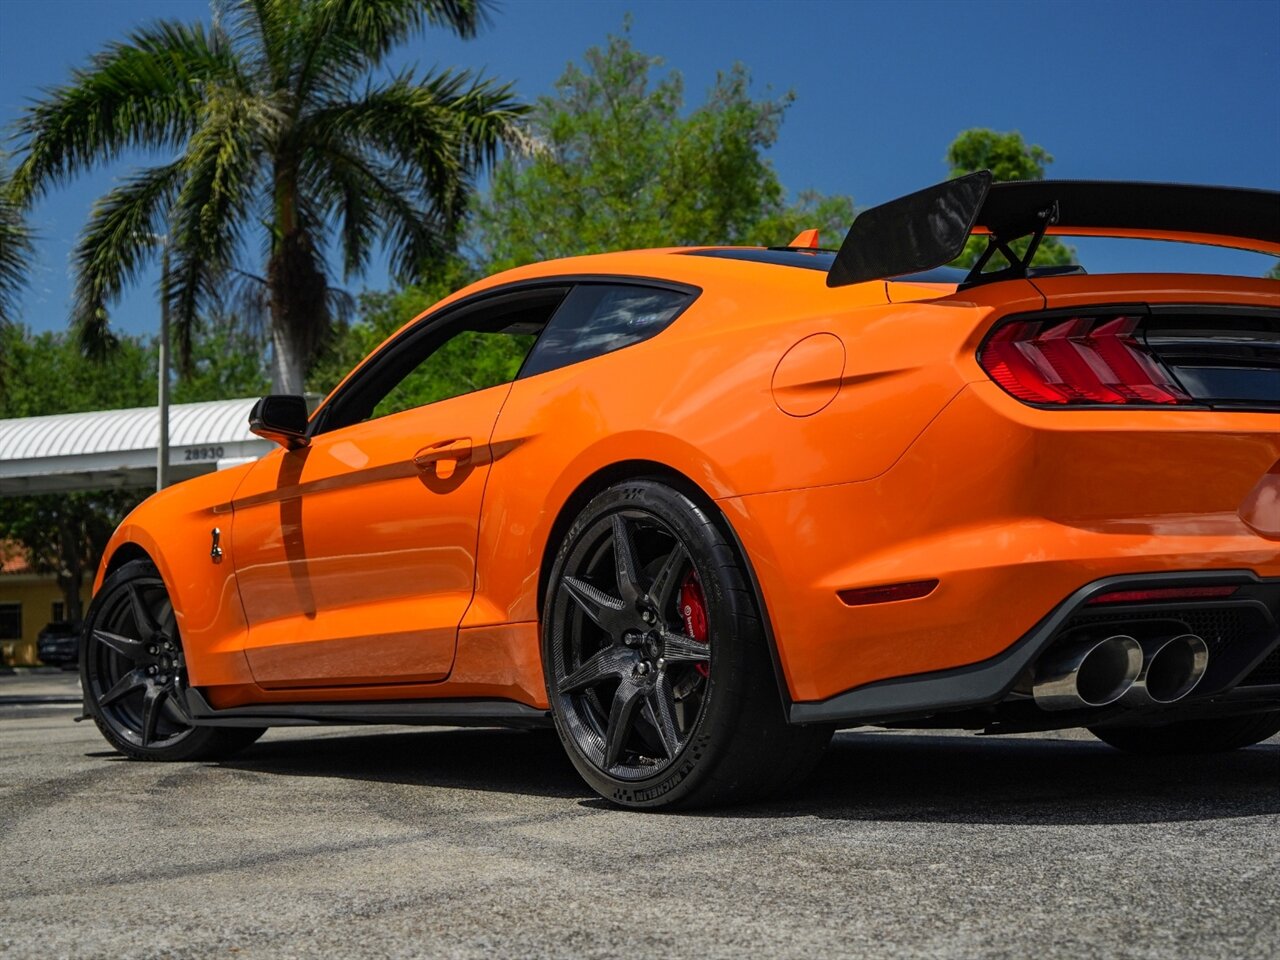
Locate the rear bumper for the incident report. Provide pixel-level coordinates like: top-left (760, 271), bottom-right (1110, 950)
top-left (720, 382), bottom-right (1280, 707)
top-left (786, 569), bottom-right (1280, 726)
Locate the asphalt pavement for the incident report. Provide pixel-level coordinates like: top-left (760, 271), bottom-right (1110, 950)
top-left (1, 675), bottom-right (1277, 960)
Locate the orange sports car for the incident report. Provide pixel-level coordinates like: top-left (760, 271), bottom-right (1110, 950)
top-left (82, 172), bottom-right (1280, 808)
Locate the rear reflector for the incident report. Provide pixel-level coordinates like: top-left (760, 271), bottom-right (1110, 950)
top-left (1085, 585), bottom-right (1239, 606)
top-left (980, 315), bottom-right (1191, 406)
top-left (838, 578), bottom-right (939, 606)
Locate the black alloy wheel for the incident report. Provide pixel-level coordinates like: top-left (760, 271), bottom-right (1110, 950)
top-left (543, 480), bottom-right (831, 809)
top-left (550, 510), bottom-right (709, 779)
top-left (82, 559), bottom-right (264, 761)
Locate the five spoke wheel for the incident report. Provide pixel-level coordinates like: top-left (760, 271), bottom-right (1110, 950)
top-left (550, 511), bottom-right (710, 778)
top-left (85, 576), bottom-right (194, 749)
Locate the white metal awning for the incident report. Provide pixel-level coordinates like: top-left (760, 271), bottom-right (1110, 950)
top-left (0, 398), bottom-right (273, 495)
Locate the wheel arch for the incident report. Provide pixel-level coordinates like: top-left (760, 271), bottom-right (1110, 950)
top-left (102, 541), bottom-right (153, 582)
top-left (536, 458), bottom-right (793, 718)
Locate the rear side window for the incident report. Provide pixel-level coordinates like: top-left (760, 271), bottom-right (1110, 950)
top-left (519, 284), bottom-right (693, 378)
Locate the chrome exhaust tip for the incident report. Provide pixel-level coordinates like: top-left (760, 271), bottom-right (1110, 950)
top-left (1121, 634), bottom-right (1209, 706)
top-left (1033, 635), bottom-right (1143, 712)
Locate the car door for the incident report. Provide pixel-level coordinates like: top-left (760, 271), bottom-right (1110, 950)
top-left (230, 286), bottom-right (567, 688)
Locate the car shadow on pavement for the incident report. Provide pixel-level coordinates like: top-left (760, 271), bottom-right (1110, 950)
top-left (217, 727), bottom-right (592, 801)
top-left (737, 731), bottom-right (1280, 826)
top-left (215, 726), bottom-right (1279, 824)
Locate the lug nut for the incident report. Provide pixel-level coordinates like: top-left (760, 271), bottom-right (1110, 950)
top-left (642, 610), bottom-right (655, 624)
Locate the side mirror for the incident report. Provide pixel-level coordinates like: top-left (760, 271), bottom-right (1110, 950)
top-left (248, 395), bottom-right (310, 449)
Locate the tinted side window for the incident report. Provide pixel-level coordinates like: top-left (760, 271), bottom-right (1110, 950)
top-left (313, 288), bottom-right (566, 434)
top-left (519, 284), bottom-right (693, 378)
top-left (370, 328), bottom-right (536, 420)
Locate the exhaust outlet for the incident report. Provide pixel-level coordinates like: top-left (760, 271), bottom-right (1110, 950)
top-left (1033, 635), bottom-right (1142, 711)
top-left (1121, 634), bottom-right (1209, 706)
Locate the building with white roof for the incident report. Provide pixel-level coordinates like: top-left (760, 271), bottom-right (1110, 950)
top-left (0, 397), bottom-right (273, 495)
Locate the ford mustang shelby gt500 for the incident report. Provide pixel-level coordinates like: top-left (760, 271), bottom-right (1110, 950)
top-left (82, 172), bottom-right (1280, 808)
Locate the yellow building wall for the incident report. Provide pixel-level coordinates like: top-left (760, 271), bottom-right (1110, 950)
top-left (0, 575), bottom-right (75, 667)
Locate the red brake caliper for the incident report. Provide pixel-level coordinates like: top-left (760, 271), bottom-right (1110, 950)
top-left (677, 570), bottom-right (710, 678)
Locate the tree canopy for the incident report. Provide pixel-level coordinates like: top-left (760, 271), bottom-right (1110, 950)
top-left (13, 0), bottom-right (529, 393)
top-left (473, 29), bottom-right (854, 271)
top-left (0, 320), bottom-right (270, 621)
top-left (945, 127), bottom-right (1075, 270)
top-left (0, 326), bottom-right (155, 621)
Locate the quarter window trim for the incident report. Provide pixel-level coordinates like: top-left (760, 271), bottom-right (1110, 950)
top-left (515, 279), bottom-right (701, 381)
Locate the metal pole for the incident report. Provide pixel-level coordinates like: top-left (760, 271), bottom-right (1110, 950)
top-left (157, 241), bottom-right (171, 491)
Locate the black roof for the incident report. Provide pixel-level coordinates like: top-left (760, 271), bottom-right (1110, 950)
top-left (683, 247), bottom-right (967, 284)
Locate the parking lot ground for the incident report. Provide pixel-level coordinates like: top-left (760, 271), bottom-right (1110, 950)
top-left (0, 668), bottom-right (81, 703)
top-left (1, 693), bottom-right (1277, 960)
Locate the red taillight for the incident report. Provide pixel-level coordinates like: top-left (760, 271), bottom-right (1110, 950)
top-left (1085, 585), bottom-right (1238, 606)
top-left (980, 315), bottom-right (1191, 406)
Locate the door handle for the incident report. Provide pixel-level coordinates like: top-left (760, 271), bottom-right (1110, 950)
top-left (413, 438), bottom-right (473, 477)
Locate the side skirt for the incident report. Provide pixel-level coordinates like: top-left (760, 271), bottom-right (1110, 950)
top-left (185, 689), bottom-right (552, 730)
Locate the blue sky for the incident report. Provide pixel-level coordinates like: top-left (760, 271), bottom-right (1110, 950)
top-left (1, 0), bottom-right (1277, 337)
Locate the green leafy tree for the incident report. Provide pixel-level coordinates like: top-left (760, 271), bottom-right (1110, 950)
top-left (0, 317), bottom-right (268, 621)
top-left (0, 492), bottom-right (138, 623)
top-left (307, 256), bottom-right (541, 414)
top-left (170, 314), bottom-right (272, 404)
top-left (474, 29), bottom-right (854, 270)
top-left (1267, 261), bottom-right (1280, 280)
top-left (0, 155), bottom-right (34, 324)
top-left (14, 0), bottom-right (530, 394)
top-left (306, 259), bottom-right (465, 396)
top-left (0, 325), bottom-right (155, 415)
top-left (0, 325), bottom-right (157, 620)
top-left (946, 128), bottom-right (1075, 271)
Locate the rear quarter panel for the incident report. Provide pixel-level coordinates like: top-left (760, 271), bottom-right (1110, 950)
top-left (466, 263), bottom-right (1030, 630)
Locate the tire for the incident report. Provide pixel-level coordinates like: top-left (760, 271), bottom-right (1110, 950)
top-left (81, 558), bottom-right (265, 761)
top-left (542, 479), bottom-right (831, 809)
top-left (1089, 711), bottom-right (1280, 755)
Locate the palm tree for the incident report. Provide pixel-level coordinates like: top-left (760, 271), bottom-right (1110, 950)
top-left (14, 0), bottom-right (528, 393)
top-left (0, 155), bottom-right (34, 324)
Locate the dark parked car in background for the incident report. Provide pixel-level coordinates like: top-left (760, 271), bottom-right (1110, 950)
top-left (37, 621), bottom-right (82, 669)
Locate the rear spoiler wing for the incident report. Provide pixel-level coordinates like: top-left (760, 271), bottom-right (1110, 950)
top-left (826, 171), bottom-right (1280, 288)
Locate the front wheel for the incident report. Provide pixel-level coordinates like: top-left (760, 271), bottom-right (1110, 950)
top-left (1089, 711), bottom-right (1280, 755)
top-left (542, 480), bottom-right (831, 809)
top-left (82, 558), bottom-right (265, 761)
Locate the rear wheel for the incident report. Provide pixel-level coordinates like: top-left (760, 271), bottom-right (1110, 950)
top-left (1089, 711), bottom-right (1280, 754)
top-left (82, 558), bottom-right (264, 761)
top-left (542, 479), bottom-right (831, 809)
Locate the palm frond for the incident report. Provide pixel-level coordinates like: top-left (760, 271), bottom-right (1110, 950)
top-left (0, 158), bottom-right (36, 324)
top-left (305, 69), bottom-right (529, 222)
top-left (166, 87), bottom-right (269, 368)
top-left (14, 21), bottom-right (242, 198)
top-left (216, 0), bottom-right (292, 89)
top-left (70, 160), bottom-right (185, 356)
top-left (294, 0), bottom-right (491, 104)
top-left (308, 141), bottom-right (451, 280)
top-left (332, 0), bottom-right (491, 45)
